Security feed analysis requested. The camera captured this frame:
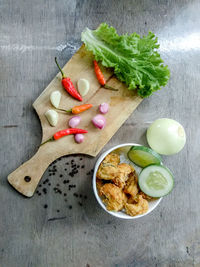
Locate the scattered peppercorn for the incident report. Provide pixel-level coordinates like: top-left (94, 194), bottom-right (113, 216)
top-left (36, 156), bottom-right (91, 215)
top-left (43, 188), bottom-right (47, 194)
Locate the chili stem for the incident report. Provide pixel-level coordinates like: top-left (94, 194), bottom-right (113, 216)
top-left (40, 137), bottom-right (54, 146)
top-left (55, 108), bottom-right (72, 113)
top-left (103, 84), bottom-right (118, 91)
top-left (55, 57), bottom-right (65, 78)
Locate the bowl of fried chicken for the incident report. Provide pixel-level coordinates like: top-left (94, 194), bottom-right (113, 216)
top-left (93, 143), bottom-right (162, 219)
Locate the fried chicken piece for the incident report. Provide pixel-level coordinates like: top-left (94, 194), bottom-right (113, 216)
top-left (127, 195), bottom-right (138, 204)
top-left (97, 162), bottom-right (118, 180)
top-left (96, 178), bottom-right (103, 195)
top-left (123, 172), bottom-right (139, 197)
top-left (113, 163), bottom-right (134, 188)
top-left (125, 195), bottom-right (149, 216)
top-left (139, 191), bottom-right (154, 201)
top-left (103, 153), bottom-right (120, 166)
top-left (100, 183), bottom-right (127, 211)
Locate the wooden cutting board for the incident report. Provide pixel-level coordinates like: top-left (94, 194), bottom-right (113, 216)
top-left (7, 45), bottom-right (142, 197)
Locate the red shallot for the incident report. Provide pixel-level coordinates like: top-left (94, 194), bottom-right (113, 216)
top-left (74, 134), bottom-right (84, 143)
top-left (92, 114), bottom-right (106, 129)
top-left (99, 103), bottom-right (109, 114)
top-left (68, 116), bottom-right (81, 128)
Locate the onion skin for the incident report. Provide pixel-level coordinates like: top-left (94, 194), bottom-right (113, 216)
top-left (68, 116), bottom-right (81, 128)
top-left (99, 103), bottom-right (109, 114)
top-left (74, 134), bottom-right (84, 143)
top-left (92, 114), bottom-right (106, 129)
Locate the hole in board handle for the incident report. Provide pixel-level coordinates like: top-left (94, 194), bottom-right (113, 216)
top-left (24, 176), bottom-right (31, 182)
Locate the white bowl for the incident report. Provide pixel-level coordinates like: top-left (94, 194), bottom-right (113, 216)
top-left (93, 143), bottom-right (162, 219)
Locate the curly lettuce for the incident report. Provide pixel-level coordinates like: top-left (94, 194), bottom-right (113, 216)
top-left (81, 23), bottom-right (170, 97)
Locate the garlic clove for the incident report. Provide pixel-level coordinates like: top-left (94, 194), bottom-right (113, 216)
top-left (77, 78), bottom-right (90, 96)
top-left (50, 90), bottom-right (61, 108)
top-left (45, 110), bottom-right (58, 126)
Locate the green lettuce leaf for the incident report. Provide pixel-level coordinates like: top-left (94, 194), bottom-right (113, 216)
top-left (81, 23), bottom-right (170, 97)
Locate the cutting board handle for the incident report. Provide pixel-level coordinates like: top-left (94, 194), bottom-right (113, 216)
top-left (7, 146), bottom-right (57, 197)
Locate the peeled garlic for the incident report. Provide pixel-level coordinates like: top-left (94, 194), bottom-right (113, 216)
top-left (45, 110), bottom-right (58, 126)
top-left (77, 78), bottom-right (90, 96)
top-left (50, 90), bottom-right (61, 108)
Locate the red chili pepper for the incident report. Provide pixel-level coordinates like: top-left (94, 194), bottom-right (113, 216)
top-left (94, 60), bottom-right (106, 86)
top-left (93, 60), bottom-right (118, 91)
top-left (40, 128), bottom-right (88, 146)
top-left (55, 57), bottom-right (83, 101)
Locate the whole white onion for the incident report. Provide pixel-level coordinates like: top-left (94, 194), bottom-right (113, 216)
top-left (147, 118), bottom-right (186, 155)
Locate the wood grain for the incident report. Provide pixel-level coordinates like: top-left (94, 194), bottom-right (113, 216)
top-left (7, 45), bottom-right (142, 197)
top-left (1, 0), bottom-right (200, 266)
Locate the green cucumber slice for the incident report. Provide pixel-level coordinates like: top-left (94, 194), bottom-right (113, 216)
top-left (138, 164), bottom-right (174, 197)
top-left (128, 146), bottom-right (162, 167)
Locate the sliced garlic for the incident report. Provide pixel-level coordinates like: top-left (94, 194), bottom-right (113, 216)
top-left (45, 110), bottom-right (58, 126)
top-left (77, 78), bottom-right (90, 96)
top-left (50, 90), bottom-right (61, 108)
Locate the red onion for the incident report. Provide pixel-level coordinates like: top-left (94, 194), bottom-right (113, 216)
top-left (74, 134), bottom-right (84, 143)
top-left (99, 102), bottom-right (109, 114)
top-left (68, 116), bottom-right (81, 128)
top-left (92, 114), bottom-right (106, 129)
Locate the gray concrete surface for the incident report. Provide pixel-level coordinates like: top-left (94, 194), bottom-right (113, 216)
top-left (0, 0), bottom-right (200, 266)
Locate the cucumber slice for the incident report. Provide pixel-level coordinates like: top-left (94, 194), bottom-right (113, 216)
top-left (138, 164), bottom-right (174, 197)
top-left (128, 146), bottom-right (162, 167)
